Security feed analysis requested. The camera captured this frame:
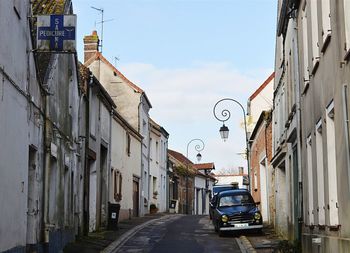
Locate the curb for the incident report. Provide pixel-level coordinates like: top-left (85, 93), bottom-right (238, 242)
top-left (101, 214), bottom-right (173, 253)
top-left (236, 236), bottom-right (257, 253)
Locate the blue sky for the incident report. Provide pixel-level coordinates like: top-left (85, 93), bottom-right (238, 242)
top-left (73, 0), bottom-right (277, 172)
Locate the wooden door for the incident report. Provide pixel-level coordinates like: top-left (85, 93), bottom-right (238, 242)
top-left (133, 180), bottom-right (139, 217)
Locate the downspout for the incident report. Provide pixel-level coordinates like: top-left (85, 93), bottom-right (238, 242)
top-left (107, 107), bottom-right (113, 225)
top-left (147, 118), bottom-right (151, 212)
top-left (291, 14), bottom-right (303, 241)
top-left (43, 89), bottom-right (51, 243)
top-left (83, 75), bottom-right (92, 235)
top-left (264, 114), bottom-right (271, 224)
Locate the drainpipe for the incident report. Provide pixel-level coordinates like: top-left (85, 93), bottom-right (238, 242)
top-left (138, 96), bottom-right (144, 216)
top-left (43, 91), bottom-right (51, 243)
top-left (107, 107), bottom-right (113, 225)
top-left (291, 16), bottom-right (303, 241)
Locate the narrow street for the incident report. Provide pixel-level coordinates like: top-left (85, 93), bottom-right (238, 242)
top-left (114, 215), bottom-right (242, 253)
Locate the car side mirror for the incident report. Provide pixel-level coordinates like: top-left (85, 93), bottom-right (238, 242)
top-left (255, 201), bottom-right (261, 205)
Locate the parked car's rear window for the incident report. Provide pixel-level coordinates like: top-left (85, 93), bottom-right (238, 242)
top-left (219, 193), bottom-right (254, 207)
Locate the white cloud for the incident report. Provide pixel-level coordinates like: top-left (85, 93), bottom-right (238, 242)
top-left (118, 61), bottom-right (272, 171)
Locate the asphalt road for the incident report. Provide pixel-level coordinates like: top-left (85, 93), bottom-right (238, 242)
top-left (116, 215), bottom-right (242, 253)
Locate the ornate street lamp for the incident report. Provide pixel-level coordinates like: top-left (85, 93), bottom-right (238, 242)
top-left (185, 138), bottom-right (205, 214)
top-left (213, 98), bottom-right (251, 192)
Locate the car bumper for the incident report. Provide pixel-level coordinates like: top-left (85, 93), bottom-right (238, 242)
top-left (219, 224), bottom-right (263, 231)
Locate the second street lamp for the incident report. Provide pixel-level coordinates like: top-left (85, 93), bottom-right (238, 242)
top-left (185, 138), bottom-right (205, 214)
top-left (213, 98), bottom-right (251, 192)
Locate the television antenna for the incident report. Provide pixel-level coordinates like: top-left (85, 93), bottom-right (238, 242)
top-left (91, 6), bottom-right (114, 53)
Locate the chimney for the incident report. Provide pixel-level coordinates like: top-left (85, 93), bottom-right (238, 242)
top-left (83, 30), bottom-right (99, 63)
top-left (238, 167), bottom-right (244, 174)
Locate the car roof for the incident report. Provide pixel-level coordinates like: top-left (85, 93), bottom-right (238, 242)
top-left (217, 189), bottom-right (249, 197)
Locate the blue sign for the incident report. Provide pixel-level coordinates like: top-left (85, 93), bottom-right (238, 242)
top-left (37, 15), bottom-right (76, 52)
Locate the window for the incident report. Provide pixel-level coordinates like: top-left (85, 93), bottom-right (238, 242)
top-left (306, 135), bottom-right (314, 225)
top-left (149, 138), bottom-right (153, 159)
top-left (315, 119), bottom-right (325, 225)
top-left (114, 170), bottom-right (122, 201)
top-left (325, 100), bottom-right (339, 226)
top-left (302, 6), bottom-right (310, 86)
top-left (126, 133), bottom-right (131, 156)
top-left (310, 0), bottom-right (320, 73)
top-left (342, 84), bottom-right (350, 191)
top-left (156, 141), bottom-right (159, 163)
top-left (153, 176), bottom-right (157, 196)
top-left (321, 0), bottom-right (331, 52)
top-left (90, 95), bottom-right (97, 137)
top-left (343, 0), bottom-right (350, 59)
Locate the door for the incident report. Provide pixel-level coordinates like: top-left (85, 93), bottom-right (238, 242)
top-left (133, 180), bottom-right (139, 217)
top-left (27, 146), bottom-right (38, 244)
top-left (259, 158), bottom-right (269, 223)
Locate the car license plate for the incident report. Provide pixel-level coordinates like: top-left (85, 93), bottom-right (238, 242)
top-left (235, 223), bottom-right (248, 227)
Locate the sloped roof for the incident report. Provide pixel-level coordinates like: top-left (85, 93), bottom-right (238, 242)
top-left (192, 163), bottom-right (215, 171)
top-left (84, 51), bottom-right (152, 108)
top-left (168, 149), bottom-right (193, 166)
top-left (78, 64), bottom-right (116, 109)
top-left (249, 72), bottom-right (275, 101)
top-left (32, 0), bottom-right (67, 15)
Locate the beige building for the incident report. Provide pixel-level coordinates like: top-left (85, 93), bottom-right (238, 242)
top-left (84, 31), bottom-right (153, 216)
top-left (275, 0), bottom-right (350, 251)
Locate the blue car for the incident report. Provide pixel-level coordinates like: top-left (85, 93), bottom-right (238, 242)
top-left (211, 189), bottom-right (263, 236)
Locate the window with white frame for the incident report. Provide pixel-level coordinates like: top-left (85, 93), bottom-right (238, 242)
top-left (321, 0), bottom-right (331, 52)
top-left (342, 84), bottom-right (350, 191)
top-left (315, 119), bottom-right (325, 225)
top-left (126, 133), bottom-right (131, 157)
top-left (149, 138), bottom-right (153, 160)
top-left (325, 100), bottom-right (339, 226)
top-left (306, 135), bottom-right (314, 225)
top-left (302, 6), bottom-right (310, 86)
top-left (310, 0), bottom-right (320, 72)
top-left (114, 169), bottom-right (122, 201)
top-left (343, 0), bottom-right (350, 58)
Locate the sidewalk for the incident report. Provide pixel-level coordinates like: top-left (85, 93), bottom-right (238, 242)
top-left (238, 226), bottom-right (282, 253)
top-left (63, 213), bottom-right (166, 253)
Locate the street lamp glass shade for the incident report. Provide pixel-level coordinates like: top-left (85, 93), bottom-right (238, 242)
top-left (196, 153), bottom-right (202, 162)
top-left (219, 124), bottom-right (229, 141)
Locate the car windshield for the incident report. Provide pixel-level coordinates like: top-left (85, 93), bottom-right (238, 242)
top-left (218, 193), bottom-right (254, 207)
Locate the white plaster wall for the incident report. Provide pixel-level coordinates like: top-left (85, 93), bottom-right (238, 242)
top-left (110, 118), bottom-right (142, 218)
top-left (248, 80), bottom-right (273, 133)
top-left (215, 175), bottom-right (245, 188)
top-left (89, 61), bottom-right (141, 131)
top-left (100, 103), bottom-right (111, 143)
top-left (159, 134), bottom-right (168, 212)
top-left (0, 1), bottom-right (43, 251)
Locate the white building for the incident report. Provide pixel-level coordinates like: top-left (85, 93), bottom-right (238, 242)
top-left (247, 72), bottom-right (274, 134)
top-left (149, 119), bottom-right (169, 213)
top-left (109, 110), bottom-right (143, 221)
top-left (84, 31), bottom-right (153, 216)
top-left (193, 163), bottom-right (216, 215)
top-left (0, 1), bottom-right (44, 252)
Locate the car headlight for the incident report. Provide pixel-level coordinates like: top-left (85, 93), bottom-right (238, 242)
top-left (254, 212), bottom-right (261, 220)
top-left (221, 215), bottom-right (229, 223)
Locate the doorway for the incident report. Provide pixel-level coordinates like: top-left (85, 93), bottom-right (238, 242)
top-left (133, 178), bottom-right (139, 217)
